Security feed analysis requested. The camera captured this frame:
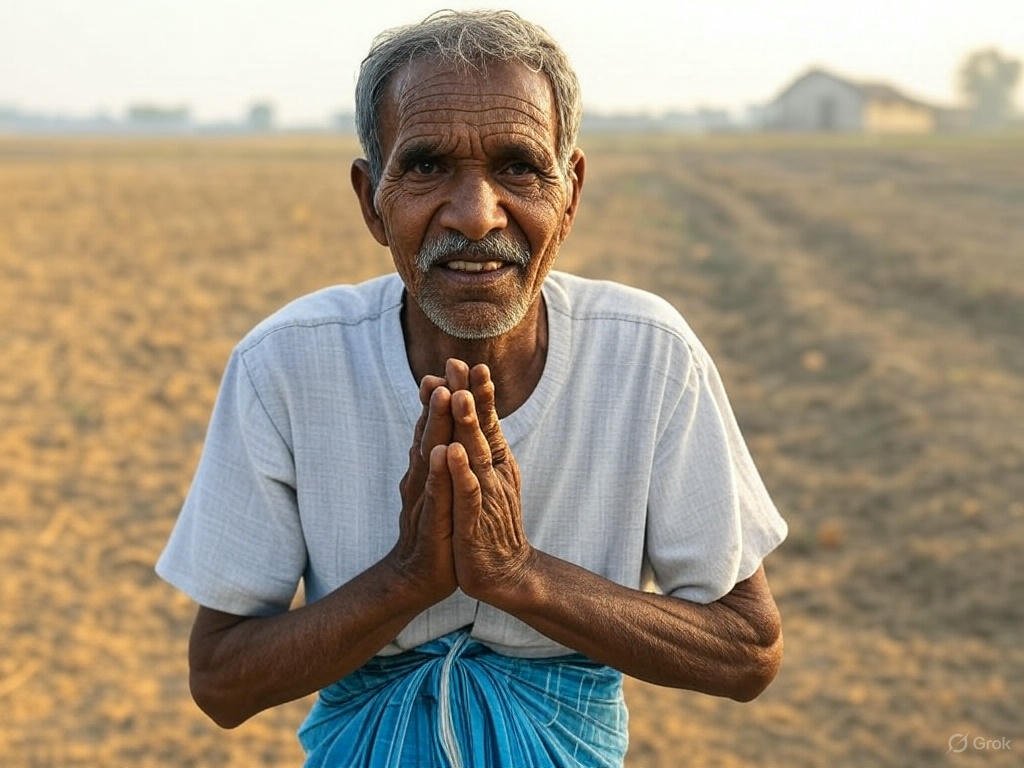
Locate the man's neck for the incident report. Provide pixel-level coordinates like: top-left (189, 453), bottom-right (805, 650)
top-left (402, 295), bottom-right (548, 419)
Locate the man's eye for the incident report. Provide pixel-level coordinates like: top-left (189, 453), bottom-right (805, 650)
top-left (503, 162), bottom-right (536, 176)
top-left (411, 159), bottom-right (441, 175)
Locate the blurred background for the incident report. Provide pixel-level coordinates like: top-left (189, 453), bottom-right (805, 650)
top-left (1, 1), bottom-right (1021, 766)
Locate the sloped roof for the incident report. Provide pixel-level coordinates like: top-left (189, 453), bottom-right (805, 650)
top-left (773, 67), bottom-right (935, 110)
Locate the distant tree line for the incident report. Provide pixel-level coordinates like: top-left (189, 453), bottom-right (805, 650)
top-left (2, 48), bottom-right (1020, 135)
top-left (958, 48), bottom-right (1021, 130)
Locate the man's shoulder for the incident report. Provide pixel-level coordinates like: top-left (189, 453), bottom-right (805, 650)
top-left (545, 272), bottom-right (715, 382)
top-left (237, 273), bottom-right (402, 356)
top-left (546, 271), bottom-right (701, 350)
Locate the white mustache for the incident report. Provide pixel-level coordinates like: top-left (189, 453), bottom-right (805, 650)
top-left (415, 232), bottom-right (531, 273)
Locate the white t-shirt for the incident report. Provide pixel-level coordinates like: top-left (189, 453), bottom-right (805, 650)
top-left (156, 271), bottom-right (787, 658)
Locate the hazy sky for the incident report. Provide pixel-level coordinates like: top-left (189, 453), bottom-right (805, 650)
top-left (3, 0), bottom-right (1022, 124)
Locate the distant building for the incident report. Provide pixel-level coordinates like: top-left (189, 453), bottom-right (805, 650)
top-left (247, 102), bottom-right (275, 132)
top-left (332, 110), bottom-right (356, 133)
top-left (765, 68), bottom-right (936, 134)
top-left (126, 104), bottom-right (192, 133)
top-left (581, 107), bottom-right (735, 135)
top-left (0, 105), bottom-right (123, 134)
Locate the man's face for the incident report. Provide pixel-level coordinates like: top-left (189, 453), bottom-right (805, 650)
top-left (366, 58), bottom-right (582, 339)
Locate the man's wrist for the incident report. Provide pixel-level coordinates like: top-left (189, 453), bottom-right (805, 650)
top-left (479, 545), bottom-right (546, 613)
top-left (378, 550), bottom-right (454, 613)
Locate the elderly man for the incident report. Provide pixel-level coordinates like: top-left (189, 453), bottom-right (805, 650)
top-left (157, 9), bottom-right (787, 767)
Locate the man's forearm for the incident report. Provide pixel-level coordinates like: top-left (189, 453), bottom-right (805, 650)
top-left (191, 382), bottom-right (462, 729)
top-left (188, 558), bottom-right (435, 728)
top-left (437, 366), bottom-right (782, 701)
top-left (492, 556), bottom-right (783, 702)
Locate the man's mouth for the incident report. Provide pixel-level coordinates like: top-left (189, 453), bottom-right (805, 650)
top-left (416, 232), bottom-right (531, 275)
top-left (444, 260), bottom-right (506, 273)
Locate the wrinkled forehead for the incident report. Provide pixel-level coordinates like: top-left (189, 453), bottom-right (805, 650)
top-left (378, 58), bottom-right (558, 154)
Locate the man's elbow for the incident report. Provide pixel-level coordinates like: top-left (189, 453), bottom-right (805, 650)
top-left (189, 668), bottom-right (251, 729)
top-left (730, 622), bottom-right (783, 703)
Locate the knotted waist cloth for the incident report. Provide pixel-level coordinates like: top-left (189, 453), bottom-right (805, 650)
top-left (298, 629), bottom-right (629, 767)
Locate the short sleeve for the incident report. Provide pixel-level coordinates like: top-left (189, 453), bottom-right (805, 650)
top-left (645, 350), bottom-right (787, 604)
top-left (155, 347), bottom-right (306, 616)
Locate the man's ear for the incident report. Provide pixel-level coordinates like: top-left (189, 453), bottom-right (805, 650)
top-left (351, 159), bottom-right (389, 247)
top-left (558, 149), bottom-right (586, 243)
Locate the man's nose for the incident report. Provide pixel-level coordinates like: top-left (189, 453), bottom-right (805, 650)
top-left (438, 172), bottom-right (508, 241)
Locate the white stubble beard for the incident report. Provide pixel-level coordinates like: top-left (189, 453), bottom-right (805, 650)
top-left (413, 232), bottom-right (535, 340)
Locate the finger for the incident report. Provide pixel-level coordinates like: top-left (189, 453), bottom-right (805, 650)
top-left (419, 374), bottom-right (448, 406)
top-left (408, 384), bottom-right (451, 493)
top-left (420, 385), bottom-right (453, 460)
top-left (445, 358), bottom-right (470, 392)
top-left (421, 444), bottom-right (453, 535)
top-left (469, 364), bottom-right (508, 465)
top-left (406, 414), bottom-right (429, 498)
top-left (411, 375), bottom-right (448, 458)
top-left (450, 390), bottom-right (497, 488)
top-left (446, 442), bottom-right (481, 517)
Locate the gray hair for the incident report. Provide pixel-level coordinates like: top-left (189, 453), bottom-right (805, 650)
top-left (355, 9), bottom-right (582, 190)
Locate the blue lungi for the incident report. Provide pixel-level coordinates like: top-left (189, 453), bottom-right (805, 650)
top-left (298, 629), bottom-right (629, 767)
